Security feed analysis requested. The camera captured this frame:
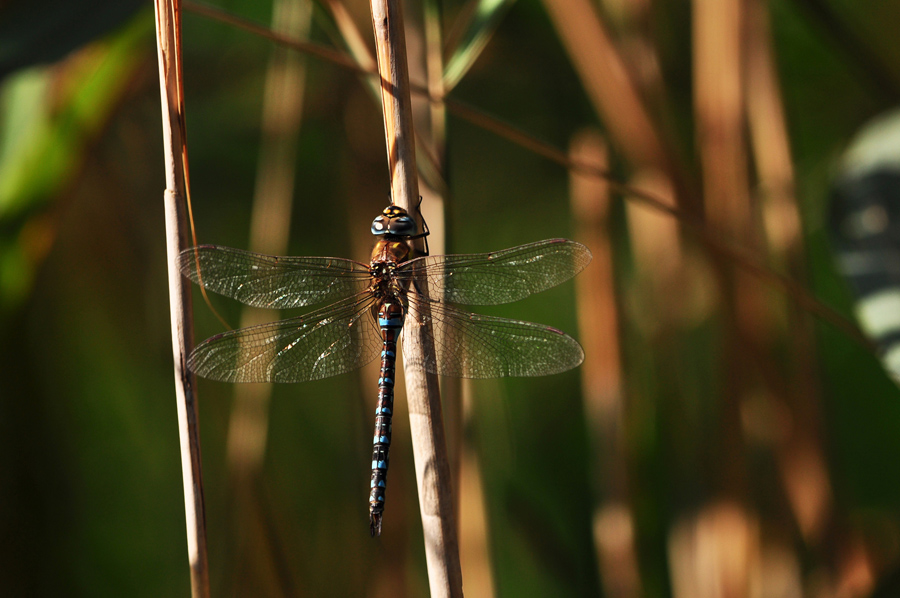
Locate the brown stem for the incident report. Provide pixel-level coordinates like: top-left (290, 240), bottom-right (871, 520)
top-left (225, 0), bottom-right (311, 592)
top-left (153, 0), bottom-right (210, 596)
top-left (226, 0), bottom-right (310, 482)
top-left (570, 131), bottom-right (642, 598)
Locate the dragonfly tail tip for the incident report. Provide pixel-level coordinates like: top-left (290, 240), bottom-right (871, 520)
top-left (369, 513), bottom-right (383, 537)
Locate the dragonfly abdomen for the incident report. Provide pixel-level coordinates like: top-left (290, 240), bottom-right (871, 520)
top-left (369, 300), bottom-right (404, 536)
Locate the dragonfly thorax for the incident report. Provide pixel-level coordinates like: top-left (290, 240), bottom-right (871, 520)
top-left (368, 239), bottom-right (410, 302)
top-left (370, 238), bottom-right (410, 266)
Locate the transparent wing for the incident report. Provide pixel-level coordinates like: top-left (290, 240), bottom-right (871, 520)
top-left (405, 294), bottom-right (584, 378)
top-left (398, 239), bottom-right (592, 305)
top-left (189, 294), bottom-right (381, 383)
top-left (178, 245), bottom-right (372, 309)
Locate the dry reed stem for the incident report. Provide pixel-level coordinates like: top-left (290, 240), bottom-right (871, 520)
top-left (227, 0), bottom-right (310, 481)
top-left (224, 0), bottom-right (311, 592)
top-left (745, 7), bottom-right (801, 264)
top-left (404, 0), bottom-right (461, 526)
top-left (668, 503), bottom-right (759, 598)
top-left (153, 0), bottom-right (210, 595)
top-left (570, 131), bottom-right (641, 598)
top-left (625, 170), bottom-right (684, 320)
top-left (570, 133), bottom-right (621, 419)
top-left (743, 4), bottom-right (875, 592)
top-left (458, 383), bottom-right (495, 598)
top-left (694, 0), bottom-right (751, 239)
top-left (693, 0), bottom-right (754, 505)
top-left (369, 0), bottom-right (462, 595)
top-left (692, 2), bottom-right (761, 595)
top-left (744, 0), bottom-right (834, 545)
top-left (407, 6), bottom-right (481, 592)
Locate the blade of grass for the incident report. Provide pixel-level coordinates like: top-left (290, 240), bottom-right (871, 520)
top-left (320, 0), bottom-right (381, 100)
top-left (0, 17), bottom-right (149, 311)
top-left (442, 0), bottom-right (516, 92)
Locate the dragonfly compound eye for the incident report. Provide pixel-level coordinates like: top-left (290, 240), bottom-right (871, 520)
top-left (387, 216), bottom-right (417, 237)
top-left (371, 210), bottom-right (418, 237)
top-left (371, 215), bottom-right (388, 235)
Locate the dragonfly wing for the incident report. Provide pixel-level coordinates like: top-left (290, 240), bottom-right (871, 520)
top-left (189, 294), bottom-right (381, 383)
top-left (405, 295), bottom-right (584, 378)
top-left (178, 245), bottom-right (372, 309)
top-left (399, 239), bottom-right (592, 305)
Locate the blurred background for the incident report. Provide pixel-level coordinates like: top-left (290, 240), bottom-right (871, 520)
top-left (3, 0), bottom-right (900, 596)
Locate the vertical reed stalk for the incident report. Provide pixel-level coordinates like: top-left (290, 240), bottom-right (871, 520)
top-left (153, 0), bottom-right (210, 595)
top-left (368, 0), bottom-right (463, 596)
top-left (745, 0), bottom-right (830, 543)
top-left (693, 0), bottom-right (749, 498)
top-left (227, 0), bottom-right (310, 478)
top-left (224, 0), bottom-right (311, 591)
top-left (625, 169), bottom-right (683, 314)
top-left (745, 2), bottom-right (875, 592)
top-left (570, 130), bottom-right (641, 598)
top-left (406, 0), bottom-right (459, 523)
top-left (685, 0), bottom-right (770, 595)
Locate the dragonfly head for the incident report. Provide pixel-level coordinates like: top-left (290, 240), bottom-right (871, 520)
top-left (371, 205), bottom-right (418, 238)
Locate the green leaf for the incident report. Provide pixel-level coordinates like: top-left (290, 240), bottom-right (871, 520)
top-left (443, 0), bottom-right (517, 92)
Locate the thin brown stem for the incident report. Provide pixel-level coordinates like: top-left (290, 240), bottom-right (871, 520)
top-left (570, 131), bottom-right (642, 598)
top-left (153, 0), bottom-right (210, 596)
top-left (227, 0), bottom-right (310, 486)
top-left (225, 0), bottom-right (311, 592)
top-left (745, 0), bottom-right (831, 542)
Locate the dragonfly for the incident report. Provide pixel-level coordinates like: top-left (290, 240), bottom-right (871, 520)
top-left (178, 204), bottom-right (592, 536)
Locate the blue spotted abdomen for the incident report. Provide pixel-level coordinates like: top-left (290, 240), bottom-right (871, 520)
top-left (369, 300), bottom-right (403, 536)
